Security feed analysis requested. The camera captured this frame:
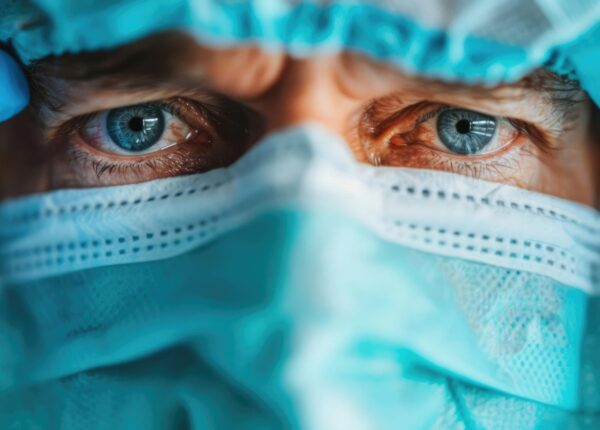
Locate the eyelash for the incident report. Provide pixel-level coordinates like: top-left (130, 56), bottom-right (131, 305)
top-left (53, 97), bottom-right (256, 182)
top-left (360, 100), bottom-right (553, 175)
top-left (50, 97), bottom-right (552, 186)
top-left (64, 106), bottom-right (192, 179)
top-left (68, 145), bottom-right (167, 178)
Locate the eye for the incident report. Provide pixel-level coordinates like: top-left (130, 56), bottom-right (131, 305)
top-left (54, 96), bottom-right (262, 187)
top-left (82, 102), bottom-right (204, 156)
top-left (378, 104), bottom-right (520, 159)
top-left (357, 101), bottom-right (529, 179)
top-left (436, 109), bottom-right (497, 155)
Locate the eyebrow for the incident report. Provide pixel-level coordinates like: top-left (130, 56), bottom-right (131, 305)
top-left (31, 32), bottom-right (193, 83)
top-left (26, 31), bottom-right (584, 127)
top-left (521, 71), bottom-right (583, 119)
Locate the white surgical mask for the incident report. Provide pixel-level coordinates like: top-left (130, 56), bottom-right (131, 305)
top-left (0, 124), bottom-right (599, 429)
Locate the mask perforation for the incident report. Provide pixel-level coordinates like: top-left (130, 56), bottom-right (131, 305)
top-left (1, 178), bottom-right (597, 233)
top-left (1, 128), bottom-right (598, 292)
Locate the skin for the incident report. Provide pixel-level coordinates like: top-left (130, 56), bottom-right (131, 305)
top-left (0, 32), bottom-right (598, 206)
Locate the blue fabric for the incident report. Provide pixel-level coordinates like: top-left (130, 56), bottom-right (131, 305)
top-left (0, 0), bottom-right (597, 93)
top-left (1, 1), bottom-right (600, 104)
top-left (1, 209), bottom-right (598, 429)
top-left (0, 121), bottom-right (598, 428)
top-left (0, 50), bottom-right (29, 121)
top-left (552, 21), bottom-right (600, 107)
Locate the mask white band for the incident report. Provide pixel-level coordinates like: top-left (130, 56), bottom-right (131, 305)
top-left (1, 125), bottom-right (598, 292)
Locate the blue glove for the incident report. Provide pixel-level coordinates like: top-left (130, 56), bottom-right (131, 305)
top-left (0, 50), bottom-right (29, 121)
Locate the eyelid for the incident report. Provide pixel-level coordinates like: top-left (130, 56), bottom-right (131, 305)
top-left (366, 99), bottom-right (557, 154)
top-left (40, 88), bottom-right (224, 137)
top-left (365, 89), bottom-right (563, 134)
top-left (81, 103), bottom-right (197, 157)
top-left (47, 96), bottom-right (212, 147)
top-left (367, 101), bottom-right (443, 137)
top-left (42, 93), bottom-right (263, 187)
top-left (413, 105), bottom-right (450, 127)
top-left (507, 118), bottom-right (556, 152)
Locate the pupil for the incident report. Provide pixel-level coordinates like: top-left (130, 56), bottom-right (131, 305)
top-left (455, 119), bottom-right (471, 134)
top-left (107, 103), bottom-right (166, 152)
top-left (128, 116), bottom-right (144, 133)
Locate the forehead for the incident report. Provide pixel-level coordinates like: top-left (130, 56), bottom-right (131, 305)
top-left (28, 32), bottom-right (582, 125)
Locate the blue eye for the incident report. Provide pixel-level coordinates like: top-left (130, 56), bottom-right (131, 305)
top-left (106, 103), bottom-right (166, 152)
top-left (436, 109), bottom-right (497, 155)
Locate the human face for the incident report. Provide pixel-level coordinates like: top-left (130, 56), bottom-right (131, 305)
top-left (0, 32), bottom-right (598, 206)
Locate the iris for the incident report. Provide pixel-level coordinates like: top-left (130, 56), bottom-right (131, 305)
top-left (436, 109), bottom-right (497, 155)
top-left (106, 103), bottom-right (165, 152)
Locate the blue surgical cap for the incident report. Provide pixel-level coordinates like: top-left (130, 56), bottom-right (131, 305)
top-left (0, 49), bottom-right (29, 121)
top-left (1, 0), bottom-right (600, 105)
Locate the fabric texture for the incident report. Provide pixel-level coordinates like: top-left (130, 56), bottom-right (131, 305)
top-left (0, 125), bottom-right (599, 429)
top-left (1, 2), bottom-right (600, 427)
top-left (0, 0), bottom-right (600, 104)
top-left (0, 49), bottom-right (29, 121)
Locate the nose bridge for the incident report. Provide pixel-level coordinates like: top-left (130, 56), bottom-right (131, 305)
top-left (258, 56), bottom-right (352, 135)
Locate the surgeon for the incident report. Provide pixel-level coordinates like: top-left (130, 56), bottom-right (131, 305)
top-left (0, 1), bottom-right (599, 429)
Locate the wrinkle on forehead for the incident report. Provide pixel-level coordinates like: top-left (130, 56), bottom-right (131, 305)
top-left (26, 31), bottom-right (584, 131)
